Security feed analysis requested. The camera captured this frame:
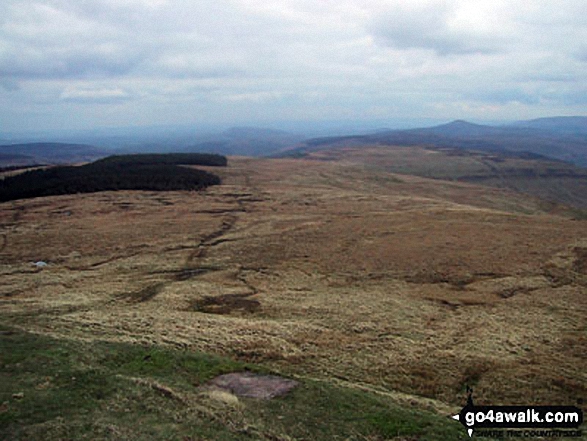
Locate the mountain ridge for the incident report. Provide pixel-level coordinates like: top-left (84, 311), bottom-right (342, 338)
top-left (292, 117), bottom-right (587, 166)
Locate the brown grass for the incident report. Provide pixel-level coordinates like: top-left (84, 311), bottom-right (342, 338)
top-left (1, 154), bottom-right (586, 413)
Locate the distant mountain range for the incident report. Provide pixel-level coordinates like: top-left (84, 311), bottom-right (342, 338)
top-left (0, 143), bottom-right (108, 166)
top-left (2, 117), bottom-right (587, 167)
top-left (511, 116), bottom-right (587, 135)
top-left (293, 116), bottom-right (587, 167)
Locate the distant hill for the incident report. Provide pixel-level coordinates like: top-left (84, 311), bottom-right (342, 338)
top-left (222, 127), bottom-right (292, 138)
top-left (0, 152), bottom-right (38, 167)
top-left (186, 127), bottom-right (304, 157)
top-left (511, 116), bottom-right (587, 135)
top-left (291, 118), bottom-right (587, 166)
top-left (0, 143), bottom-right (108, 166)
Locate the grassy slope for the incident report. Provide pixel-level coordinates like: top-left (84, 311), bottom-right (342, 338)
top-left (0, 325), bottom-right (467, 440)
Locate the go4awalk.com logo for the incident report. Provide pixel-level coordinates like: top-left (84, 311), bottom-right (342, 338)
top-left (452, 389), bottom-right (584, 438)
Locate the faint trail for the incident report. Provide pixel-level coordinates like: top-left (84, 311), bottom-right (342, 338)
top-left (119, 282), bottom-right (167, 303)
top-left (185, 191), bottom-right (256, 265)
top-left (186, 214), bottom-right (238, 264)
top-left (12, 206), bottom-right (24, 223)
top-left (0, 233), bottom-right (7, 253)
top-left (64, 250), bottom-right (146, 271)
top-left (178, 191), bottom-right (266, 310)
top-left (236, 269), bottom-right (259, 295)
top-left (114, 190), bottom-right (261, 304)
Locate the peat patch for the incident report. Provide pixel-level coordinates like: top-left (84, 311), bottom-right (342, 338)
top-left (572, 246), bottom-right (587, 274)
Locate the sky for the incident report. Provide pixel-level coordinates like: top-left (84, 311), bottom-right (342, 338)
top-left (1, 0), bottom-right (587, 133)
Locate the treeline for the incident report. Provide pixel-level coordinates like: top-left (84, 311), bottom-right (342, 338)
top-left (0, 154), bottom-right (225, 202)
top-left (94, 153), bottom-right (227, 167)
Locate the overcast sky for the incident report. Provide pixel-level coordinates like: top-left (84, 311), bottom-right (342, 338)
top-left (1, 0), bottom-right (586, 133)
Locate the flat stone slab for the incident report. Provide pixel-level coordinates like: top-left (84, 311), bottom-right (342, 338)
top-left (206, 372), bottom-right (298, 399)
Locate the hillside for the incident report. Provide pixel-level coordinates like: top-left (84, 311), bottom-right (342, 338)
top-left (1, 152), bottom-right (585, 439)
top-left (280, 120), bottom-right (587, 210)
top-left (293, 145), bottom-right (587, 211)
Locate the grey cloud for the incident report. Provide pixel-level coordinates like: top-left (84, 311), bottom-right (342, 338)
top-left (523, 73), bottom-right (578, 83)
top-left (469, 86), bottom-right (587, 107)
top-left (464, 89), bottom-right (540, 106)
top-left (60, 87), bottom-right (132, 103)
top-left (0, 79), bottom-right (20, 91)
top-left (51, 0), bottom-right (231, 34)
top-left (370, 3), bottom-right (504, 55)
top-left (541, 88), bottom-right (587, 106)
top-left (0, 45), bottom-right (145, 80)
top-left (0, 0), bottom-right (267, 82)
top-left (147, 49), bottom-right (249, 80)
top-left (0, 1), bottom-right (149, 80)
top-left (1, 0), bottom-right (587, 131)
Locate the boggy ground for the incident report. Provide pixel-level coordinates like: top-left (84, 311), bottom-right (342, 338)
top-left (1, 155), bottom-right (585, 414)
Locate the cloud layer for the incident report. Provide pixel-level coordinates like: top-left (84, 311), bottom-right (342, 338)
top-left (1, 0), bottom-right (586, 131)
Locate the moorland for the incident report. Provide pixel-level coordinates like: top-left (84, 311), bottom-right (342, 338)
top-left (0, 136), bottom-right (586, 440)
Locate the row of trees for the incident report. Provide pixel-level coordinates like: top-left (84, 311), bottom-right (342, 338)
top-left (0, 155), bottom-right (225, 202)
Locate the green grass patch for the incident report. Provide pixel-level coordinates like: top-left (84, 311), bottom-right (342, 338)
top-left (246, 382), bottom-right (469, 441)
top-left (0, 325), bottom-right (476, 440)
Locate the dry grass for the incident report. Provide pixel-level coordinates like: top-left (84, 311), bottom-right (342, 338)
top-left (1, 154), bottom-right (586, 416)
